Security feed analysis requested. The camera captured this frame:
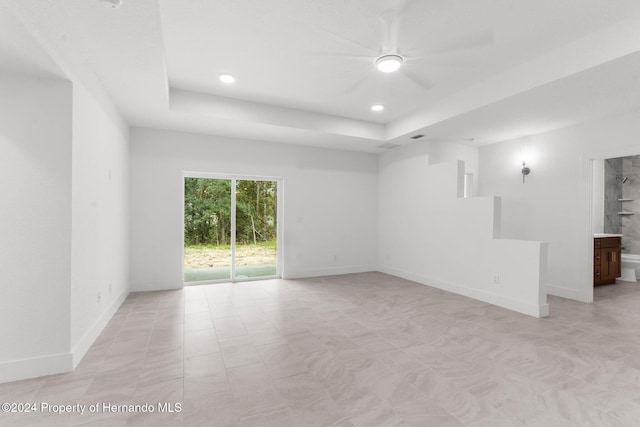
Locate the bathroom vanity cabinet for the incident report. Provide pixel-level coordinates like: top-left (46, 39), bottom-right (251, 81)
top-left (594, 236), bottom-right (621, 286)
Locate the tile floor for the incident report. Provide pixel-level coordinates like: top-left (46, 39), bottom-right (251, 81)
top-left (2, 272), bottom-right (640, 426)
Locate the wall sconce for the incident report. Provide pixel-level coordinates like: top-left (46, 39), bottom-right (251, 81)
top-left (521, 161), bottom-right (531, 183)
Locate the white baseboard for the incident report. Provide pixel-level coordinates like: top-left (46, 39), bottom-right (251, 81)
top-left (282, 265), bottom-right (376, 280)
top-left (0, 352), bottom-right (73, 384)
top-left (547, 284), bottom-right (589, 302)
top-left (71, 288), bottom-right (130, 368)
top-left (0, 288), bottom-right (131, 385)
top-left (379, 266), bottom-right (549, 318)
top-left (131, 280), bottom-right (183, 292)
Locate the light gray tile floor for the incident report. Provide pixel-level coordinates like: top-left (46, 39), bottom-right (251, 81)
top-left (1, 272), bottom-right (640, 426)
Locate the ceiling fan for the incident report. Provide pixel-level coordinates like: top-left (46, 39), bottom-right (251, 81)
top-left (315, 0), bottom-right (494, 94)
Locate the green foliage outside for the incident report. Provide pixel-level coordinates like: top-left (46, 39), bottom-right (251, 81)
top-left (184, 178), bottom-right (277, 246)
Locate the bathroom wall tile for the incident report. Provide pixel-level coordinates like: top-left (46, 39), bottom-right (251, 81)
top-left (607, 155), bottom-right (640, 253)
top-left (604, 157), bottom-right (623, 234)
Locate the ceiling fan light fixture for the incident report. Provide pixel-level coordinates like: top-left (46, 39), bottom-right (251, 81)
top-left (375, 54), bottom-right (404, 73)
top-left (371, 104), bottom-right (385, 112)
top-left (219, 74), bottom-right (236, 84)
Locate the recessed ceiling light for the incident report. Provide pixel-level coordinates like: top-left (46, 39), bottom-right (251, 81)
top-left (371, 104), bottom-right (385, 112)
top-left (375, 54), bottom-right (404, 73)
top-left (219, 74), bottom-right (236, 84)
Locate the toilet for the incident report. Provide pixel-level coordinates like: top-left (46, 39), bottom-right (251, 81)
top-left (620, 253), bottom-right (640, 282)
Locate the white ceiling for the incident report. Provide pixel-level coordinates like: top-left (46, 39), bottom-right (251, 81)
top-left (0, 4), bottom-right (64, 80)
top-left (3, 0), bottom-right (640, 152)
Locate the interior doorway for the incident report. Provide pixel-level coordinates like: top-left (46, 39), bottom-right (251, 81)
top-left (591, 155), bottom-right (640, 300)
top-left (183, 174), bottom-right (281, 284)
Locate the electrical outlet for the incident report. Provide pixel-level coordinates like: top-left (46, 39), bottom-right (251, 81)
top-left (97, 292), bottom-right (102, 303)
top-left (493, 275), bottom-right (500, 284)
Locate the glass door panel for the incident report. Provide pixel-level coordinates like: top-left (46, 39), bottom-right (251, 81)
top-left (234, 179), bottom-right (278, 279)
top-left (183, 177), bottom-right (232, 282)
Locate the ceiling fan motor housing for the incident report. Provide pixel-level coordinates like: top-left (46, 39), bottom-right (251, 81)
top-left (375, 54), bottom-right (404, 73)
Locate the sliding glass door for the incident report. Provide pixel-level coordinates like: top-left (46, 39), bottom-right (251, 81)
top-left (234, 179), bottom-right (278, 279)
top-left (183, 175), bottom-right (280, 284)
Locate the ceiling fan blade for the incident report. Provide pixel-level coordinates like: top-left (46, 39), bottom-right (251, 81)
top-left (316, 28), bottom-right (379, 55)
top-left (408, 53), bottom-right (482, 68)
top-left (401, 68), bottom-right (434, 91)
top-left (426, 29), bottom-right (494, 55)
top-left (344, 71), bottom-right (377, 95)
top-left (301, 51), bottom-right (373, 62)
top-left (397, 0), bottom-right (420, 16)
top-left (381, 0), bottom-right (421, 48)
top-left (380, 3), bottom-right (414, 50)
top-left (344, 0), bottom-right (384, 46)
top-left (380, 9), bottom-right (397, 49)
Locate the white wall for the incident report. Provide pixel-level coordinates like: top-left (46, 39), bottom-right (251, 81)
top-left (0, 71), bottom-right (129, 384)
top-left (129, 128), bottom-right (378, 291)
top-left (378, 141), bottom-right (548, 317)
top-left (0, 74), bottom-right (73, 382)
top-left (70, 82), bottom-right (129, 366)
top-left (478, 109), bottom-right (640, 302)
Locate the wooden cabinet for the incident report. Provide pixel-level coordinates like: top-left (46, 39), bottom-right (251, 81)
top-left (594, 237), bottom-right (621, 286)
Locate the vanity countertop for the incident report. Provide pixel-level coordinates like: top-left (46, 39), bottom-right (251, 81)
top-left (594, 233), bottom-right (623, 238)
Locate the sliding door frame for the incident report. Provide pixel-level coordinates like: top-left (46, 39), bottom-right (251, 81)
top-left (182, 171), bottom-right (283, 285)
